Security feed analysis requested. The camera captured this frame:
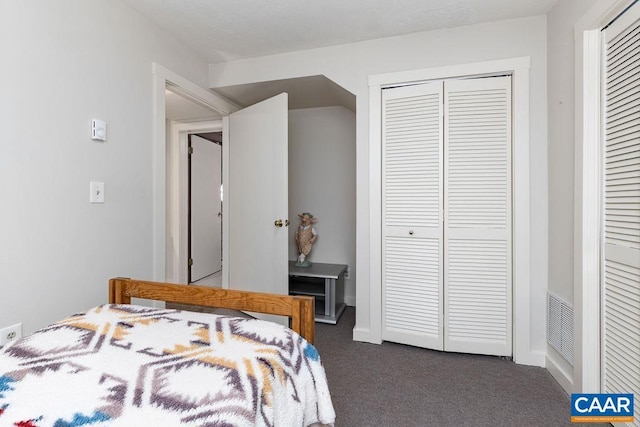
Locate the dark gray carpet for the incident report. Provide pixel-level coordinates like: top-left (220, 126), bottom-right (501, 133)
top-left (315, 307), bottom-right (609, 427)
top-left (167, 302), bottom-right (609, 426)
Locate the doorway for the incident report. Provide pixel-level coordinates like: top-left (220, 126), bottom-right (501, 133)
top-left (215, 76), bottom-right (358, 306)
top-left (154, 65), bottom-right (356, 306)
top-left (188, 132), bottom-right (223, 286)
top-left (162, 79), bottom-right (227, 285)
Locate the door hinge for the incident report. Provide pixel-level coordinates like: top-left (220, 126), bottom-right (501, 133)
top-left (188, 146), bottom-right (194, 155)
top-left (188, 258), bottom-right (194, 266)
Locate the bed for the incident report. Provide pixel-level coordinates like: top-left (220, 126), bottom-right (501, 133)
top-left (0, 278), bottom-right (335, 426)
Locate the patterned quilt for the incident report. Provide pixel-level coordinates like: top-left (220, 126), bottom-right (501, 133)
top-left (0, 304), bottom-right (335, 427)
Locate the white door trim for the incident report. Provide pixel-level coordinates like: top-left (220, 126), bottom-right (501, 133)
top-left (368, 57), bottom-right (538, 365)
top-left (152, 63), bottom-right (239, 282)
top-left (573, 0), bottom-right (637, 394)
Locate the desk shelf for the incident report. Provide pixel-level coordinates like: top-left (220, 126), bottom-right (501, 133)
top-left (289, 261), bottom-right (347, 324)
top-left (289, 277), bottom-right (326, 298)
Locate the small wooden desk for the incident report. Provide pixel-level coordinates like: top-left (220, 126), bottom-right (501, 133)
top-left (288, 261), bottom-right (347, 324)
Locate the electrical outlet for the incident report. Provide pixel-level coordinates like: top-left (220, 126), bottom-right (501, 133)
top-left (0, 323), bottom-right (22, 346)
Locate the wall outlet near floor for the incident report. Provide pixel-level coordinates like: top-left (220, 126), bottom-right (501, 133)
top-left (0, 323), bottom-right (22, 346)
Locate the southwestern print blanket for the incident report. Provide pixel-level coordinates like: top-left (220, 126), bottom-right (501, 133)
top-left (0, 304), bottom-right (335, 427)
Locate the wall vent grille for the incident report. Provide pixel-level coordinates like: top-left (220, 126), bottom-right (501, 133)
top-left (547, 292), bottom-right (574, 365)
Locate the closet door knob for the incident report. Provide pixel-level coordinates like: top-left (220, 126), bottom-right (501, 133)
top-left (409, 230), bottom-right (414, 235)
top-left (274, 219), bottom-right (283, 227)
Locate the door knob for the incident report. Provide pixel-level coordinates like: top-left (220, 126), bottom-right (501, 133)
top-left (274, 219), bottom-right (283, 227)
top-left (409, 230), bottom-right (414, 235)
top-left (285, 219), bottom-right (290, 227)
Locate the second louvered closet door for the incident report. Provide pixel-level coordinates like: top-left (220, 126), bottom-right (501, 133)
top-left (602, 8), bottom-right (640, 425)
top-left (382, 76), bottom-right (512, 357)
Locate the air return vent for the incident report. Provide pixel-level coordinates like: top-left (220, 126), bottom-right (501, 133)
top-left (547, 292), bottom-right (574, 365)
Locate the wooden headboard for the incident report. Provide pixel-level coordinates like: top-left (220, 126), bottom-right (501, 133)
top-left (109, 278), bottom-right (316, 344)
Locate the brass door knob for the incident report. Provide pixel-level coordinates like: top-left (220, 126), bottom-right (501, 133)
top-left (285, 219), bottom-right (290, 227)
top-left (274, 219), bottom-right (283, 227)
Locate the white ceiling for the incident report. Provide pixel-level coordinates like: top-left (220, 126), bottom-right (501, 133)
top-left (121, 0), bottom-right (558, 64)
top-left (150, 0), bottom-right (557, 114)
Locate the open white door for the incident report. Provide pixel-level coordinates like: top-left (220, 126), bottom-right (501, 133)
top-left (225, 93), bottom-right (289, 298)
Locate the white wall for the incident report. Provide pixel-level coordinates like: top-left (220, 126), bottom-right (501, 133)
top-left (210, 15), bottom-right (549, 360)
top-left (0, 0), bottom-right (209, 335)
top-left (288, 107), bottom-right (356, 305)
top-left (546, 0), bottom-right (599, 390)
top-left (547, 0), bottom-right (598, 311)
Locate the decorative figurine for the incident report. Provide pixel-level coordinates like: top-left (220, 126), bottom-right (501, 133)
top-left (295, 212), bottom-right (317, 267)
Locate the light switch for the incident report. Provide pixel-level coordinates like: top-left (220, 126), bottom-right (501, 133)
top-left (92, 119), bottom-right (106, 141)
top-left (90, 181), bottom-right (105, 204)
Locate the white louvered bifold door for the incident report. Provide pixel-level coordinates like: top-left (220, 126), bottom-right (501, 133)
top-left (603, 8), bottom-right (640, 426)
top-left (382, 82), bottom-right (444, 349)
top-left (443, 77), bottom-right (512, 356)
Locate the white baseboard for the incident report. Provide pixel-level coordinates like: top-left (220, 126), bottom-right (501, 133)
top-left (515, 349), bottom-right (546, 367)
top-left (352, 327), bottom-right (369, 342)
top-left (351, 316), bottom-right (551, 367)
top-left (352, 327), bottom-right (382, 344)
top-left (546, 355), bottom-right (574, 395)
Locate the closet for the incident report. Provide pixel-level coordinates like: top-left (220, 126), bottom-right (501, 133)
top-left (381, 76), bottom-right (512, 357)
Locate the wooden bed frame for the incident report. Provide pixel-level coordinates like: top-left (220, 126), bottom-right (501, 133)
top-left (109, 278), bottom-right (316, 343)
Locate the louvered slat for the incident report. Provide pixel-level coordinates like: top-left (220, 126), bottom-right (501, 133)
top-left (384, 236), bottom-right (441, 340)
top-left (446, 240), bottom-right (510, 348)
top-left (384, 90), bottom-right (441, 227)
top-left (603, 258), bottom-right (640, 400)
top-left (603, 11), bottom-right (640, 427)
top-left (446, 85), bottom-right (510, 229)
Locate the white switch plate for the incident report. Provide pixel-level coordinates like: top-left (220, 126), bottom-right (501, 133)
top-left (90, 181), bottom-right (105, 203)
top-left (92, 119), bottom-right (106, 141)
